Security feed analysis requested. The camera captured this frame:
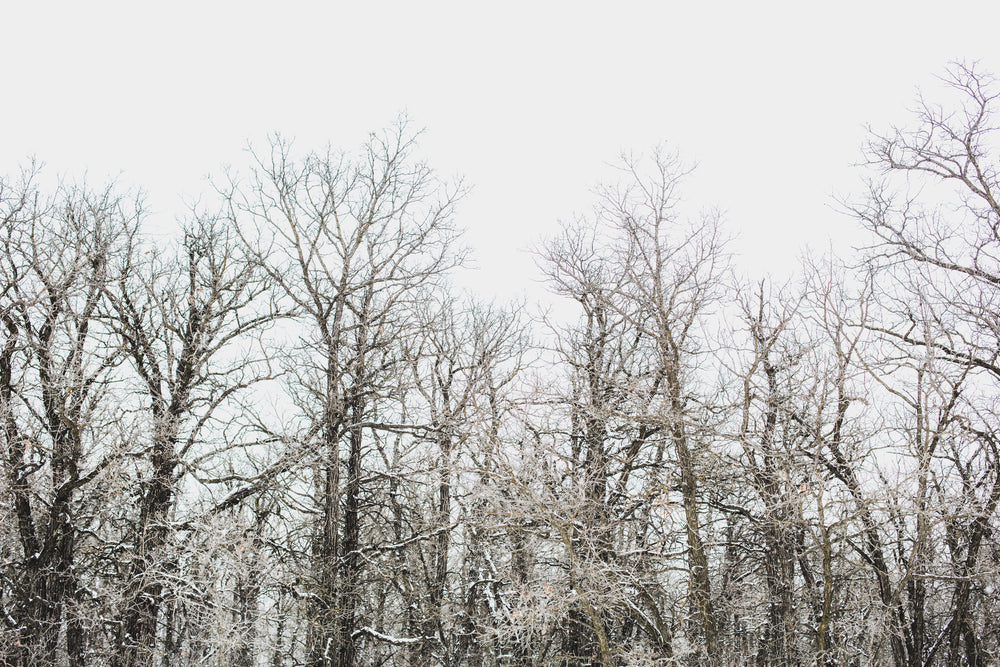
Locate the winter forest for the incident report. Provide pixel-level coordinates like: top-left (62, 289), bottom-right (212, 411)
top-left (2, 62), bottom-right (1000, 666)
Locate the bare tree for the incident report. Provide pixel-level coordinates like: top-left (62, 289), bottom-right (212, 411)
top-left (101, 207), bottom-right (278, 666)
top-left (527, 150), bottom-right (727, 665)
top-left (852, 62), bottom-right (1000, 667)
top-left (396, 293), bottom-right (526, 665)
top-left (721, 281), bottom-right (808, 665)
top-left (0, 170), bottom-right (139, 666)
top-left (607, 150), bottom-right (727, 662)
top-left (231, 121), bottom-right (465, 667)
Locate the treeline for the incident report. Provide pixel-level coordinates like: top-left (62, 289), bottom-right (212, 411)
top-left (2, 63), bottom-right (999, 666)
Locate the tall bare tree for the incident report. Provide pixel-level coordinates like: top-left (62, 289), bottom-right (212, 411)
top-left (102, 207), bottom-right (278, 666)
top-left (854, 62), bottom-right (1000, 667)
top-left (530, 150), bottom-right (727, 665)
top-left (0, 170), bottom-right (139, 666)
top-left (231, 122), bottom-right (464, 667)
top-left (608, 150), bottom-right (727, 662)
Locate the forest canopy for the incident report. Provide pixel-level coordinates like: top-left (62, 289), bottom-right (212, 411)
top-left (2, 62), bottom-right (999, 666)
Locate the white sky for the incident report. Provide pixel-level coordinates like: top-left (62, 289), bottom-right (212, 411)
top-left (3, 2), bottom-right (999, 300)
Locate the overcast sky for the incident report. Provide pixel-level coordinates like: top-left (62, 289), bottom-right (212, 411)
top-left (3, 2), bottom-right (999, 299)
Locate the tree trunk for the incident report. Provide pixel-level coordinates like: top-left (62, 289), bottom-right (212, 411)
top-left (114, 416), bottom-right (179, 667)
top-left (668, 363), bottom-right (718, 660)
